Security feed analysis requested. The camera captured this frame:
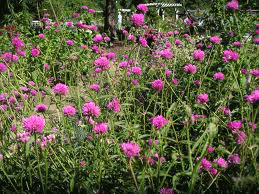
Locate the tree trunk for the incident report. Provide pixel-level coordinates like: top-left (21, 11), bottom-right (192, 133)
top-left (104, 0), bottom-right (117, 41)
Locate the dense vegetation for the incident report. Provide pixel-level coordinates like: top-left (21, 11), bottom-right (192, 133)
top-left (0, 0), bottom-right (258, 193)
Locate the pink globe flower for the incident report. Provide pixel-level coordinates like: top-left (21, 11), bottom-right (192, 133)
top-left (193, 50), bottom-right (204, 62)
top-left (63, 105), bottom-right (77, 117)
top-left (94, 57), bottom-right (110, 71)
top-left (227, 121), bottom-right (242, 133)
top-left (175, 39), bottom-right (182, 45)
top-left (107, 98), bottom-right (120, 112)
top-left (137, 4), bottom-right (148, 13)
top-left (213, 72), bottom-right (225, 80)
top-left (223, 50), bottom-right (239, 63)
top-left (128, 34), bottom-right (136, 42)
top-left (200, 158), bottom-right (212, 171)
top-left (0, 64), bottom-right (7, 73)
top-left (217, 158), bottom-right (228, 168)
top-left (93, 34), bottom-right (103, 43)
top-left (160, 49), bottom-right (173, 59)
top-left (228, 154), bottom-right (240, 165)
top-left (43, 64), bottom-right (50, 71)
top-left (165, 70), bottom-right (171, 78)
top-left (131, 66), bottom-right (142, 75)
top-left (210, 36), bottom-right (221, 44)
top-left (38, 34), bottom-right (45, 39)
top-left (210, 168), bottom-right (218, 176)
top-left (151, 115), bottom-right (169, 129)
top-left (35, 104), bottom-right (48, 112)
top-left (160, 188), bottom-right (173, 194)
top-left (196, 94), bottom-right (209, 104)
top-left (90, 84), bottom-right (100, 92)
top-left (139, 37), bottom-right (148, 47)
top-left (120, 143), bottom-right (140, 158)
top-left (119, 62), bottom-right (128, 69)
top-left (31, 48), bottom-right (40, 57)
top-left (131, 14), bottom-right (144, 27)
top-left (251, 70), bottom-right (259, 77)
top-left (184, 64), bottom-right (197, 74)
top-left (82, 102), bottom-right (101, 118)
top-left (235, 131), bottom-right (246, 144)
top-left (93, 123), bottom-right (108, 134)
top-left (23, 115), bottom-right (45, 134)
top-left (66, 40), bottom-right (74, 46)
top-left (254, 38), bottom-right (259, 45)
top-left (226, 0), bottom-right (238, 11)
top-left (52, 83), bottom-right (69, 96)
top-left (152, 80), bottom-right (164, 92)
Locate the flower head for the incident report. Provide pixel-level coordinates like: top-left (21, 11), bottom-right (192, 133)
top-left (0, 64), bottom-right (7, 73)
top-left (35, 104), bottom-right (48, 112)
top-left (193, 50), bottom-right (204, 62)
top-left (160, 49), bottom-right (173, 59)
top-left (23, 115), bottom-right (45, 134)
top-left (107, 98), bottom-right (120, 112)
top-left (93, 123), bottom-right (108, 134)
top-left (210, 36), bottom-right (221, 44)
top-left (227, 121), bottom-right (242, 133)
top-left (137, 4), bottom-right (148, 13)
top-left (196, 94), bottom-right (209, 104)
top-left (226, 0), bottom-right (238, 11)
top-left (151, 115), bottom-right (168, 129)
top-left (31, 48), bottom-right (40, 57)
top-left (152, 80), bottom-right (164, 92)
top-left (90, 84), bottom-right (100, 92)
top-left (131, 14), bottom-right (144, 27)
top-left (52, 83), bottom-right (69, 96)
top-left (120, 143), bottom-right (140, 158)
top-left (184, 64), bottom-right (197, 74)
top-left (214, 72), bottom-right (225, 80)
top-left (82, 102), bottom-right (101, 118)
top-left (63, 106), bottom-right (77, 117)
top-left (93, 34), bottom-right (103, 43)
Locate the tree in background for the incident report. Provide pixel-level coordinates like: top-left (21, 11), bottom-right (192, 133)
top-left (104, 0), bottom-right (117, 40)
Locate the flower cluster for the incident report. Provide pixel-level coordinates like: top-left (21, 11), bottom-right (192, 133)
top-left (120, 143), bottom-right (140, 158)
top-left (23, 115), bottom-right (45, 134)
top-left (82, 102), bottom-right (101, 118)
top-left (151, 115), bottom-right (168, 129)
top-left (131, 14), bottom-right (144, 27)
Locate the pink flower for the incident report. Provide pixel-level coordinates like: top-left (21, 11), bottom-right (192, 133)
top-left (35, 104), bottom-right (48, 112)
top-left (23, 115), bottom-right (45, 134)
top-left (251, 70), bottom-right (259, 77)
top-left (165, 70), bottom-right (171, 78)
top-left (120, 143), bottom-right (140, 158)
top-left (132, 80), bottom-right (139, 85)
top-left (107, 98), bottom-right (120, 112)
top-left (43, 64), bottom-right (50, 71)
top-left (31, 48), bottom-right (40, 57)
top-left (210, 168), bottom-right (218, 176)
top-left (137, 4), bottom-right (148, 13)
top-left (66, 40), bottom-right (74, 46)
top-left (66, 22), bottom-right (73, 27)
top-left (82, 102), bottom-right (101, 118)
top-left (119, 62), bottom-right (128, 69)
top-left (160, 49), bottom-right (173, 59)
top-left (244, 89), bottom-right (259, 104)
top-left (88, 9), bottom-right (96, 14)
top-left (131, 66), bottom-right (142, 75)
top-left (63, 106), bottom-right (77, 117)
top-left (160, 188), bottom-right (173, 194)
top-left (184, 64), bottom-right (197, 74)
top-left (227, 121), bottom-right (242, 133)
top-left (105, 52), bottom-right (116, 60)
top-left (193, 80), bottom-right (201, 86)
top-left (93, 34), bottom-right (103, 43)
top-left (241, 68), bottom-right (247, 75)
top-left (208, 147), bottom-right (215, 153)
top-left (217, 158), bottom-right (228, 168)
top-left (226, 0), bottom-right (238, 11)
top-left (17, 132), bottom-right (30, 143)
top-left (104, 36), bottom-right (111, 42)
top-left (94, 57), bottom-right (110, 71)
top-left (151, 115), bottom-right (169, 129)
top-left (38, 34), bottom-right (45, 39)
top-left (152, 80), bottom-right (164, 92)
top-left (223, 50), bottom-right (239, 63)
top-left (210, 36), bottom-right (221, 44)
top-left (196, 94), bottom-right (209, 104)
top-left (193, 50), bottom-right (204, 62)
top-left (93, 123), bottom-right (108, 134)
top-left (52, 83), bottom-right (69, 96)
top-left (172, 79), bottom-right (179, 86)
top-left (81, 6), bottom-right (88, 10)
top-left (139, 37), bottom-right (148, 47)
top-left (122, 30), bottom-right (129, 37)
top-left (131, 14), bottom-right (144, 27)
top-left (128, 34), bottom-right (136, 42)
top-left (90, 84), bottom-right (100, 92)
top-left (235, 131), bottom-right (246, 144)
top-left (233, 41), bottom-right (241, 47)
top-left (175, 39), bottom-right (182, 45)
top-left (214, 72), bottom-right (225, 80)
top-left (0, 64), bottom-right (7, 73)
top-left (228, 154), bottom-right (240, 165)
top-left (200, 158), bottom-right (212, 171)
